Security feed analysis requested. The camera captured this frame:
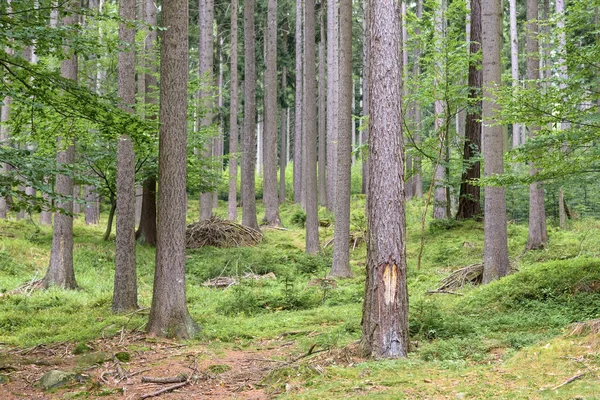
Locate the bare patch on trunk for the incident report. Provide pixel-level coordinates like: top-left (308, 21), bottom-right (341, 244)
top-left (382, 263), bottom-right (398, 305)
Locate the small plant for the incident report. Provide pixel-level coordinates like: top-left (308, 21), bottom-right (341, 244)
top-left (290, 208), bottom-right (307, 227)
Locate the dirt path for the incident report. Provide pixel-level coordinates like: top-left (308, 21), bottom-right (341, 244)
top-left (0, 333), bottom-right (300, 399)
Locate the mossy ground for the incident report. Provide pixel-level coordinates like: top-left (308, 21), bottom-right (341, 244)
top-left (0, 190), bottom-right (599, 398)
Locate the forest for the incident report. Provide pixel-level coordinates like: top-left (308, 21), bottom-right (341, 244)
top-left (1, 0), bottom-right (600, 398)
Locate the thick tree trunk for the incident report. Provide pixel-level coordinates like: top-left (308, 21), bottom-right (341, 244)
top-left (241, 0), bottom-right (260, 230)
top-left (401, 1), bottom-right (413, 201)
top-left (509, 0), bottom-right (520, 148)
top-left (304, 0), bottom-right (319, 254)
top-left (361, 0), bottom-right (409, 358)
top-left (330, 0), bottom-right (352, 278)
top-left (147, 0), bottom-right (199, 339)
top-left (135, 177), bottom-right (157, 246)
top-left (84, 185), bottom-right (99, 225)
top-left (481, 0), bottom-right (509, 284)
top-left (525, 0), bottom-right (547, 250)
top-left (293, 0), bottom-right (303, 204)
top-left (317, 17), bottom-right (327, 208)
top-left (199, 0), bottom-right (215, 221)
top-left (43, 3), bottom-right (79, 290)
top-left (113, 0), bottom-right (138, 313)
top-left (263, 0), bottom-right (281, 226)
top-left (326, 0), bottom-right (339, 210)
top-left (456, 0), bottom-right (482, 220)
top-left (228, 0), bottom-right (239, 220)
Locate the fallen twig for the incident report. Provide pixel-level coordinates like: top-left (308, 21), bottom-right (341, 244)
top-left (139, 381), bottom-right (190, 399)
top-left (426, 289), bottom-right (463, 296)
top-left (141, 375), bottom-right (188, 384)
top-left (549, 372), bottom-right (586, 391)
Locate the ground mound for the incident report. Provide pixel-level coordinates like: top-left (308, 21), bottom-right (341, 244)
top-left (186, 216), bottom-right (263, 249)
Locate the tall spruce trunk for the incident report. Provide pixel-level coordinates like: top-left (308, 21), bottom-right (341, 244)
top-left (199, 0), bottom-right (215, 221)
top-left (525, 0), bottom-right (548, 250)
top-left (326, 0), bottom-right (339, 210)
top-left (330, 0), bottom-right (353, 277)
top-left (147, 0), bottom-right (199, 338)
top-left (43, 2), bottom-right (79, 290)
top-left (280, 67), bottom-right (288, 204)
top-left (318, 16), bottom-right (327, 208)
top-left (113, 0), bottom-right (138, 312)
top-left (481, 0), bottom-right (509, 284)
top-left (360, 0), bottom-right (409, 358)
top-left (413, 0), bottom-right (423, 198)
top-left (432, 0), bottom-right (447, 220)
top-left (241, 0), bottom-right (260, 230)
top-left (304, 0), bottom-right (319, 254)
top-left (84, 185), bottom-right (99, 225)
top-left (456, 0), bottom-right (482, 220)
top-left (556, 0), bottom-right (568, 229)
top-left (263, 0), bottom-right (281, 226)
top-left (0, 95), bottom-right (11, 219)
top-left (135, 177), bottom-right (157, 246)
top-left (401, 1), bottom-right (413, 200)
top-left (361, 0), bottom-right (369, 195)
top-left (509, 0), bottom-right (521, 147)
top-left (228, 0), bottom-right (239, 220)
top-left (293, 0), bottom-right (303, 204)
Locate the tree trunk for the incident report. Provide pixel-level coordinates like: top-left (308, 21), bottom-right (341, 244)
top-left (525, 0), bottom-right (547, 250)
top-left (135, 177), bottom-right (157, 246)
top-left (361, 0), bottom-right (369, 195)
top-left (147, 0), bottom-right (199, 338)
top-left (304, 0), bottom-right (319, 254)
top-left (241, 0), bottom-right (260, 230)
top-left (558, 188), bottom-right (566, 229)
top-left (280, 69), bottom-right (288, 205)
top-left (509, 0), bottom-right (520, 148)
top-left (481, 0), bottom-right (509, 284)
top-left (199, 0), bottom-right (215, 221)
top-left (0, 95), bottom-right (12, 219)
top-left (556, 0), bottom-right (569, 230)
top-left (456, 0), bottom-right (482, 220)
top-left (103, 196), bottom-right (116, 241)
top-left (113, 0), bottom-right (138, 313)
top-left (84, 185), bottom-right (99, 225)
top-left (360, 0), bottom-right (409, 358)
top-left (432, 0), bottom-right (447, 220)
top-left (401, 1), bottom-right (413, 201)
top-left (293, 0), bottom-right (303, 205)
top-left (228, 0), bottom-right (239, 221)
top-left (326, 0), bottom-right (339, 210)
top-left (330, 0), bottom-right (352, 278)
top-left (135, 185), bottom-right (142, 225)
top-left (43, 3), bottom-right (79, 290)
top-left (263, 0), bottom-right (281, 226)
top-left (317, 15), bottom-right (327, 208)
top-left (413, 0), bottom-right (423, 198)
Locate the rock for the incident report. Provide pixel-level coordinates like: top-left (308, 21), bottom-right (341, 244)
top-left (39, 370), bottom-right (73, 390)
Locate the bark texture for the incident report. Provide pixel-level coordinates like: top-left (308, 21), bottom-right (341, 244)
top-left (361, 0), bottom-right (369, 195)
top-left (456, 0), bottom-right (482, 220)
top-left (330, 0), bottom-right (353, 278)
top-left (326, 0), bottom-right (339, 210)
top-left (317, 16), bottom-right (327, 208)
top-left (361, 0), bottom-right (409, 358)
top-left (241, 0), bottom-right (260, 230)
top-left (525, 0), bottom-right (547, 250)
top-left (413, 0), bottom-right (423, 198)
top-left (262, 0), bottom-right (281, 226)
top-left (84, 185), bottom-right (99, 225)
top-left (0, 95), bottom-right (11, 219)
top-left (146, 0), bottom-right (199, 338)
top-left (303, 0), bottom-right (319, 254)
top-left (509, 0), bottom-right (521, 148)
top-left (432, 0), bottom-right (447, 220)
top-left (228, 0), bottom-right (239, 220)
top-left (113, 0), bottom-right (138, 313)
top-left (293, 0), bottom-right (303, 204)
top-left (279, 68), bottom-right (288, 204)
top-left (135, 177), bottom-right (157, 246)
top-left (481, 0), bottom-right (510, 284)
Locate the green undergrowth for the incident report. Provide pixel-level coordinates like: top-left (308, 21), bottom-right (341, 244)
top-left (1, 196), bottom-right (600, 397)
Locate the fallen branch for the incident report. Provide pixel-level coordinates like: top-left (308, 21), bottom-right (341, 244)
top-left (426, 289), bottom-right (463, 296)
top-left (141, 375), bottom-right (188, 384)
top-left (549, 372), bottom-right (586, 391)
top-left (140, 381), bottom-right (190, 399)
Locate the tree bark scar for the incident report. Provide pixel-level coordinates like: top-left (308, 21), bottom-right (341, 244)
top-left (382, 263), bottom-right (397, 305)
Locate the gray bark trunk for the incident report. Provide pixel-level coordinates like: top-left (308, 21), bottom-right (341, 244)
top-left (412, 0), bottom-right (423, 198)
top-left (84, 185), bottom-right (99, 225)
top-left (293, 0), bottom-right (303, 204)
top-left (330, 0), bottom-right (352, 277)
top-left (481, 0), bottom-right (510, 284)
top-left (326, 0), bottom-right (339, 210)
top-left (228, 0), bottom-right (239, 220)
top-left (147, 0), bottom-right (199, 338)
top-left (432, 0), bottom-right (447, 220)
top-left (361, 0), bottom-right (369, 195)
top-left (241, 0), bottom-right (260, 230)
top-left (360, 0), bottom-right (409, 358)
top-left (304, 0), bottom-right (319, 254)
top-left (318, 15), bottom-right (327, 208)
top-left (509, 0), bottom-right (520, 148)
top-left (114, 0), bottom-right (138, 312)
top-left (280, 68), bottom-right (288, 205)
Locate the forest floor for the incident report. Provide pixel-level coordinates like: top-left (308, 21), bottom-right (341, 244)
top-left (1, 197), bottom-right (600, 398)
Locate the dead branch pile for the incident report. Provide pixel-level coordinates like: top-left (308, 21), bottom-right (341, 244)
top-left (202, 272), bottom-right (277, 289)
top-left (433, 263), bottom-right (518, 291)
top-left (323, 231), bottom-right (365, 249)
top-left (186, 217), bottom-right (263, 249)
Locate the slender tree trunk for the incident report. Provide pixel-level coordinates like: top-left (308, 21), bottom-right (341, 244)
top-left (228, 0), bottom-right (239, 220)
top-left (525, 0), bottom-right (547, 250)
top-left (103, 196), bottom-right (116, 241)
top-left (318, 14), bottom-right (327, 208)
top-left (199, 0), bottom-right (215, 221)
top-left (214, 35), bottom-right (224, 209)
top-left (413, 0), bottom-right (423, 198)
top-left (135, 177), bottom-right (157, 246)
top-left (361, 0), bottom-right (369, 195)
top-left (556, 0), bottom-right (568, 230)
top-left (360, 0), bottom-right (409, 358)
top-left (280, 68), bottom-right (288, 204)
top-left (147, 0), bottom-right (199, 338)
top-left (304, 0), bottom-right (319, 254)
top-left (135, 185), bottom-right (142, 225)
top-left (43, 2), bottom-right (79, 290)
top-left (263, 0), bottom-right (281, 226)
top-left (293, 0), bottom-right (303, 204)
top-left (558, 188), bottom-right (566, 228)
top-left (330, 0), bottom-right (352, 277)
top-left (241, 0), bottom-right (260, 230)
top-left (433, 0), bottom-right (447, 220)
top-left (326, 0), bottom-right (339, 210)
top-left (456, 0), bottom-right (482, 220)
top-left (113, 0), bottom-right (138, 312)
top-left (401, 1), bottom-right (413, 201)
top-left (509, 0), bottom-right (520, 148)
top-left (481, 0), bottom-right (509, 284)
top-left (0, 95), bottom-right (11, 219)
top-left (84, 185), bottom-right (99, 225)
